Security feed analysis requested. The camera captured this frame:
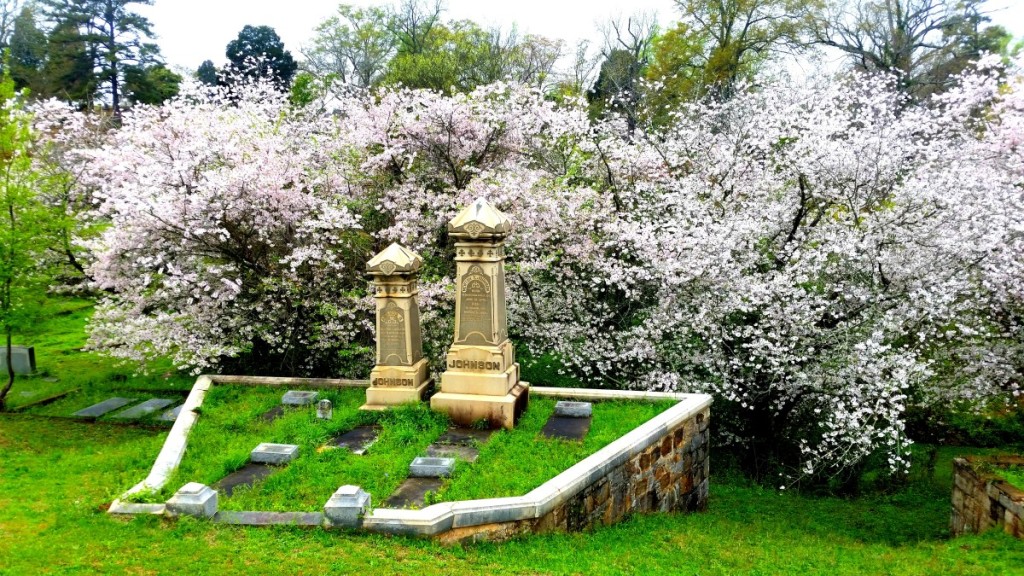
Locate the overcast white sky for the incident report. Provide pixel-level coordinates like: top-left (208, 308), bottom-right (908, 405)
top-left (136, 0), bottom-right (1024, 72)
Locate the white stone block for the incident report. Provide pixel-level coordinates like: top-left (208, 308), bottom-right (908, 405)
top-left (281, 390), bottom-right (318, 406)
top-left (166, 482), bottom-right (217, 518)
top-left (324, 485), bottom-right (371, 527)
top-left (410, 456), bottom-right (455, 478)
top-left (250, 443), bottom-right (299, 465)
top-left (554, 400), bottom-right (593, 418)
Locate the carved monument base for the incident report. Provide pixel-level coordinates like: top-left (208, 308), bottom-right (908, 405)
top-left (430, 382), bottom-right (530, 430)
top-left (361, 358), bottom-right (432, 411)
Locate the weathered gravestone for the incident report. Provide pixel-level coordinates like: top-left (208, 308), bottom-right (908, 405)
top-left (430, 198), bottom-right (529, 429)
top-left (0, 346), bottom-right (36, 375)
top-left (361, 243), bottom-right (433, 410)
top-left (317, 399), bottom-right (333, 420)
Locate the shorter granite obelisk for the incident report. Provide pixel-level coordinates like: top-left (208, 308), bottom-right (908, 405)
top-left (361, 243), bottom-right (432, 410)
top-left (430, 198), bottom-right (529, 429)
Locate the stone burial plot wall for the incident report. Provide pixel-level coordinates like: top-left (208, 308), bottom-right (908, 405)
top-left (951, 455), bottom-right (1024, 540)
top-left (108, 376), bottom-right (712, 544)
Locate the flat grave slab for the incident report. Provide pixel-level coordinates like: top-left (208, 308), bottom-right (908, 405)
top-left (540, 415), bottom-right (592, 441)
top-left (383, 477), bottom-right (444, 509)
top-left (425, 443), bottom-right (480, 463)
top-left (214, 463), bottom-right (275, 497)
top-left (410, 456), bottom-right (455, 478)
top-left (72, 397), bottom-right (136, 419)
top-left (112, 398), bottom-right (177, 420)
top-left (158, 405), bottom-right (183, 422)
top-left (250, 443), bottom-right (299, 465)
top-left (213, 511), bottom-right (323, 526)
top-left (260, 405), bottom-right (284, 423)
top-left (327, 425), bottom-right (380, 455)
top-left (435, 427), bottom-right (496, 446)
top-left (281, 390), bottom-right (318, 406)
top-left (554, 400), bottom-right (593, 418)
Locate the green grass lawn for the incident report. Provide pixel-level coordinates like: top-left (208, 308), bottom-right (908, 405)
top-left (147, 383), bottom-right (673, 510)
top-left (1, 295), bottom-right (1022, 574)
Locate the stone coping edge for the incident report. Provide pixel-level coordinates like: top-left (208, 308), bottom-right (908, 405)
top-left (361, 390), bottom-right (711, 535)
top-left (111, 374), bottom-right (712, 538)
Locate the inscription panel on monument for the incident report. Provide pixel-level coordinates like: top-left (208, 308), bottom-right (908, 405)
top-left (458, 265), bottom-right (493, 345)
top-left (379, 301), bottom-right (408, 365)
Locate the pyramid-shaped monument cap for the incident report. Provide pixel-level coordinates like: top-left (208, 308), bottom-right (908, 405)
top-left (366, 242), bottom-right (423, 276)
top-left (448, 197), bottom-right (512, 240)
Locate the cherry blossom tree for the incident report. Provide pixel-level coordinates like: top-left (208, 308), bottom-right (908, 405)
top-left (51, 59), bottom-right (1023, 478)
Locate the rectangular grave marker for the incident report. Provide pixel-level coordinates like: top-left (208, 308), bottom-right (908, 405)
top-left (72, 397), bottom-right (136, 419)
top-left (158, 405), bottom-right (183, 422)
top-left (410, 456), bottom-right (455, 478)
top-left (281, 390), bottom-right (318, 406)
top-left (112, 398), bottom-right (176, 420)
top-left (250, 443), bottom-right (299, 465)
top-left (0, 346), bottom-right (35, 375)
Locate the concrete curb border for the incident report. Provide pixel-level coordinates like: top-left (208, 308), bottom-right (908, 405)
top-left (110, 375), bottom-right (711, 538)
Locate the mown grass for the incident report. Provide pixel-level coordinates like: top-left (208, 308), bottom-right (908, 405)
top-left (1, 294), bottom-right (1022, 574)
top-left (2, 414), bottom-right (1023, 575)
top-left (152, 385), bottom-right (674, 511)
top-left (4, 296), bottom-right (193, 412)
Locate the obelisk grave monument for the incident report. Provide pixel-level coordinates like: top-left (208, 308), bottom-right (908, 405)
top-left (431, 198), bottom-right (529, 429)
top-left (361, 243), bottom-right (432, 410)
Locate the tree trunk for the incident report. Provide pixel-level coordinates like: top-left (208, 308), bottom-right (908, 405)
top-left (0, 318), bottom-right (14, 412)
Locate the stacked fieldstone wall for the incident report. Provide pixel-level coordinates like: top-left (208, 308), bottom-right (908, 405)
top-left (951, 455), bottom-right (1024, 539)
top-left (438, 406), bottom-right (710, 544)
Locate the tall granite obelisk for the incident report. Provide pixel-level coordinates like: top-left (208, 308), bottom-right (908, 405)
top-left (430, 198), bottom-right (529, 429)
top-left (361, 243), bottom-right (432, 410)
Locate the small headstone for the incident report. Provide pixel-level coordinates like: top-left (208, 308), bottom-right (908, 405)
top-left (282, 390), bottom-right (318, 406)
top-left (112, 398), bottom-right (176, 420)
top-left (158, 405), bottom-right (184, 422)
top-left (324, 485), bottom-right (371, 527)
top-left (250, 443), bottom-right (299, 465)
top-left (316, 399), bottom-right (333, 420)
top-left (166, 482), bottom-right (217, 518)
top-left (0, 346), bottom-right (36, 375)
top-left (554, 401), bottom-right (593, 418)
top-left (409, 456), bottom-right (455, 478)
top-left (42, 376), bottom-right (59, 383)
top-left (72, 397), bottom-right (136, 419)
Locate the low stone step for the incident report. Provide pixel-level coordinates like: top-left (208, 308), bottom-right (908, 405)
top-left (72, 397), bottom-right (136, 419)
top-left (214, 463), bottom-right (275, 497)
top-left (540, 415), bottom-right (592, 441)
top-left (112, 398), bottom-right (176, 420)
top-left (410, 456), bottom-right (455, 478)
top-left (383, 477), bottom-right (444, 509)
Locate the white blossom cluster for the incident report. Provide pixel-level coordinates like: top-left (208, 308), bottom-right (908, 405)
top-left (43, 60), bottom-right (1024, 475)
